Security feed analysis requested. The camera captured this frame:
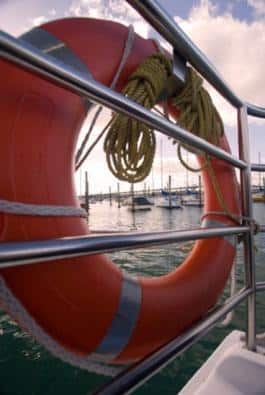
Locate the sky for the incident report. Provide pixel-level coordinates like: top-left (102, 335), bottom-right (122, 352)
top-left (1, 0), bottom-right (265, 194)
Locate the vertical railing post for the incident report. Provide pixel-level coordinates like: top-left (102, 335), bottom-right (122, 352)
top-left (237, 105), bottom-right (256, 351)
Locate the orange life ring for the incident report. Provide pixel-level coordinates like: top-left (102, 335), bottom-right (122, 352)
top-left (0, 18), bottom-right (240, 366)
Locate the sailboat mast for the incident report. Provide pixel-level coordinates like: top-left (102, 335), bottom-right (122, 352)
top-left (199, 175), bottom-right (202, 207)
top-left (169, 175), bottom-right (172, 209)
top-left (160, 138), bottom-right (164, 190)
top-left (186, 150), bottom-right (189, 193)
top-left (259, 152), bottom-right (261, 190)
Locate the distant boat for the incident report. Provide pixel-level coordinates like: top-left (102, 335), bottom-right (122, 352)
top-left (127, 196), bottom-right (153, 212)
top-left (182, 175), bottom-right (203, 207)
top-left (184, 188), bottom-right (199, 196)
top-left (158, 175), bottom-right (182, 209)
top-left (182, 196), bottom-right (204, 207)
top-left (252, 192), bottom-right (265, 203)
top-left (252, 176), bottom-right (265, 202)
top-left (160, 188), bottom-right (177, 197)
top-left (157, 196), bottom-right (182, 209)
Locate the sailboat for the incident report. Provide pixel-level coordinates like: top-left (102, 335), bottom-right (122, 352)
top-left (182, 176), bottom-right (204, 207)
top-left (157, 176), bottom-right (182, 208)
top-left (252, 175), bottom-right (265, 202)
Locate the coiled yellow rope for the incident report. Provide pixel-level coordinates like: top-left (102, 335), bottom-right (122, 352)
top-left (171, 67), bottom-right (237, 222)
top-left (103, 52), bottom-right (236, 222)
top-left (104, 53), bottom-right (171, 182)
top-left (173, 67), bottom-right (224, 150)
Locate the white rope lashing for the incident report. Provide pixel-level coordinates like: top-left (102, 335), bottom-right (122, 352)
top-left (0, 277), bottom-right (122, 376)
top-left (75, 25), bottom-right (135, 170)
top-left (219, 260), bottom-right (237, 327)
top-left (0, 199), bottom-right (87, 217)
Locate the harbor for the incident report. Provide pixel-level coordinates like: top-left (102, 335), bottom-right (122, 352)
top-left (78, 176), bottom-right (264, 213)
top-left (0, 202), bottom-right (264, 394)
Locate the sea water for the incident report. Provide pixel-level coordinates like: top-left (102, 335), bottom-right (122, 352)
top-left (0, 202), bottom-right (264, 394)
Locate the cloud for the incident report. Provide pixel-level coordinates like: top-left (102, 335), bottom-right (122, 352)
top-left (49, 8), bottom-right (57, 17)
top-left (68, 0), bottom-right (149, 37)
top-left (175, 0), bottom-right (265, 126)
top-left (69, 0), bottom-right (138, 20)
top-left (31, 15), bottom-right (48, 27)
top-left (248, 0), bottom-right (265, 19)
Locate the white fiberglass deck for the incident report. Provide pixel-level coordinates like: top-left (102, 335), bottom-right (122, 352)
top-left (180, 331), bottom-right (265, 395)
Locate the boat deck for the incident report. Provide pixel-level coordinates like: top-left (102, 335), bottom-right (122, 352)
top-left (180, 331), bottom-right (265, 395)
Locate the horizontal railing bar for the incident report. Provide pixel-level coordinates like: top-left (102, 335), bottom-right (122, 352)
top-left (258, 225), bottom-right (265, 232)
top-left (256, 282), bottom-right (265, 292)
top-left (94, 287), bottom-right (251, 395)
top-left (246, 102), bottom-right (265, 119)
top-left (0, 32), bottom-right (246, 169)
top-left (0, 226), bottom-right (248, 269)
top-left (251, 164), bottom-right (265, 172)
top-left (127, 0), bottom-right (265, 119)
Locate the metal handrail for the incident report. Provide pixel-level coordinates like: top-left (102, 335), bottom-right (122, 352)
top-left (127, 0), bottom-right (265, 118)
top-left (237, 106), bottom-right (257, 350)
top-left (251, 164), bottom-right (265, 172)
top-left (0, 30), bottom-right (263, 171)
top-left (0, 31), bottom-right (247, 169)
top-left (256, 282), bottom-right (265, 292)
top-left (0, 226), bottom-right (248, 269)
top-left (95, 287), bottom-right (251, 395)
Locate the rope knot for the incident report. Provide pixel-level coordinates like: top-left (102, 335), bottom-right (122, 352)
top-left (127, 53), bottom-right (172, 105)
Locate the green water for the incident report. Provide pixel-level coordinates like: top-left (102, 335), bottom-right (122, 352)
top-left (0, 202), bottom-right (264, 395)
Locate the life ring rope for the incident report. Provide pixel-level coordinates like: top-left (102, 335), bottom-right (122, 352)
top-left (75, 24), bottom-right (136, 170)
top-left (0, 277), bottom-right (121, 376)
top-left (0, 199), bottom-right (86, 217)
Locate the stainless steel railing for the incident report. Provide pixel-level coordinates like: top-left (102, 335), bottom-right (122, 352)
top-left (0, 0), bottom-right (265, 394)
top-left (238, 105), bottom-right (257, 351)
top-left (0, 31), bottom-right (246, 169)
top-left (128, 0), bottom-right (265, 118)
top-left (0, 226), bottom-right (248, 269)
top-left (95, 287), bottom-right (252, 395)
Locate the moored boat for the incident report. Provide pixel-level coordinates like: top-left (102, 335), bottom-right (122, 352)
top-left (157, 195), bottom-right (182, 209)
top-left (127, 196), bottom-right (153, 211)
top-left (182, 196), bottom-right (204, 207)
top-left (252, 192), bottom-right (265, 203)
